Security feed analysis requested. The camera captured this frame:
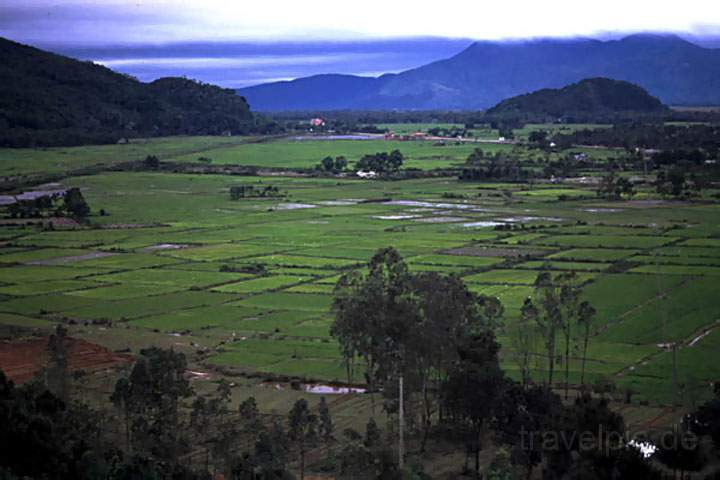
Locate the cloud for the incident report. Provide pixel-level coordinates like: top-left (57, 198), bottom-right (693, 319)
top-left (94, 53), bottom-right (388, 69)
top-left (1, 0), bottom-right (718, 45)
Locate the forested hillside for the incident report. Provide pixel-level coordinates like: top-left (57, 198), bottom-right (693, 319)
top-left (485, 78), bottom-right (668, 121)
top-left (0, 38), bottom-right (257, 147)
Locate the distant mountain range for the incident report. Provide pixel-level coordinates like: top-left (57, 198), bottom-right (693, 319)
top-left (486, 78), bottom-right (667, 118)
top-left (238, 34), bottom-right (720, 111)
top-left (0, 37), bottom-right (257, 147)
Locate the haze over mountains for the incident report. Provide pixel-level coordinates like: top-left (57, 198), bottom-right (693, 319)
top-left (238, 34), bottom-right (720, 111)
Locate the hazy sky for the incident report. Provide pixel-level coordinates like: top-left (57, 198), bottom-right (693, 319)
top-left (1, 0), bottom-right (719, 87)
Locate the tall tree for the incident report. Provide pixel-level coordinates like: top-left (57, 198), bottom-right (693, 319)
top-left (254, 419), bottom-right (290, 478)
top-left (331, 247), bottom-right (419, 392)
top-left (577, 300), bottom-right (597, 387)
top-left (442, 330), bottom-right (507, 477)
top-left (531, 272), bottom-right (563, 387)
top-left (512, 298), bottom-right (538, 387)
top-left (318, 396), bottom-right (334, 448)
top-left (557, 271), bottom-right (582, 399)
top-left (110, 347), bottom-right (193, 468)
top-left (46, 324), bottom-right (70, 402)
top-left (62, 188), bottom-right (90, 218)
top-left (288, 399), bottom-right (318, 480)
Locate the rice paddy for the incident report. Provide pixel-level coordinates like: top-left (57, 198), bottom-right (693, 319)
top-left (2, 134), bottom-right (719, 407)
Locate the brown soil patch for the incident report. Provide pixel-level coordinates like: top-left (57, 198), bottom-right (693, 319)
top-left (0, 336), bottom-right (132, 384)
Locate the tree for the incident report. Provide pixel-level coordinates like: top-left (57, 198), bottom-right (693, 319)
top-left (477, 294), bottom-right (504, 331)
top-left (334, 156), bottom-right (348, 171)
top-left (528, 130), bottom-right (548, 148)
top-left (530, 272), bottom-right (563, 387)
top-left (597, 172), bottom-right (634, 199)
top-left (110, 347), bottom-right (194, 468)
top-left (318, 396), bottom-right (334, 447)
top-left (557, 271), bottom-right (582, 399)
top-left (442, 331), bottom-right (507, 476)
top-left (656, 167), bottom-right (690, 197)
top-left (254, 419), bottom-right (290, 478)
top-left (288, 399), bottom-right (318, 480)
top-left (493, 384), bottom-right (561, 479)
top-left (190, 395), bottom-right (213, 471)
top-left (512, 298), bottom-right (538, 387)
top-left (408, 271), bottom-right (489, 451)
top-left (337, 421), bottom-right (400, 480)
top-left (528, 271), bottom-right (586, 394)
top-left (685, 382), bottom-right (720, 454)
top-left (543, 393), bottom-right (626, 480)
top-left (239, 395), bottom-right (263, 434)
top-left (318, 156), bottom-right (348, 173)
top-left (332, 248), bottom-right (504, 462)
top-left (387, 149), bottom-right (404, 172)
top-left (337, 428), bottom-right (373, 479)
top-left (577, 301), bottom-right (597, 387)
top-left (0, 371), bottom-right (110, 480)
top-left (143, 155), bottom-right (160, 170)
top-left (111, 377), bottom-right (133, 452)
top-left (321, 156), bottom-right (335, 172)
top-left (63, 188), bottom-right (90, 218)
top-left (356, 150), bottom-right (404, 174)
top-left (466, 148), bottom-right (484, 165)
top-left (655, 429), bottom-right (705, 479)
top-left (331, 247), bottom-right (418, 391)
top-left (46, 324), bottom-right (70, 402)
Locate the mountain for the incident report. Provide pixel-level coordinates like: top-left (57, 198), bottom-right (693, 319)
top-left (486, 78), bottom-right (667, 118)
top-left (238, 34), bottom-right (720, 111)
top-left (0, 37), bottom-right (256, 147)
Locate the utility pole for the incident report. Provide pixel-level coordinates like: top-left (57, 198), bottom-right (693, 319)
top-left (399, 374), bottom-right (405, 470)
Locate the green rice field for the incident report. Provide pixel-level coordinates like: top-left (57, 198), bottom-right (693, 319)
top-left (2, 134), bottom-right (719, 407)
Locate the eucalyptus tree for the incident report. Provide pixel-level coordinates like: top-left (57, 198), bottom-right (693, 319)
top-left (442, 330), bottom-right (508, 477)
top-left (531, 271), bottom-right (563, 387)
top-left (331, 247), bottom-right (419, 393)
top-left (288, 399), bottom-right (318, 480)
top-left (577, 301), bottom-right (597, 387)
top-left (110, 347), bottom-right (194, 466)
top-left (557, 271), bottom-right (582, 399)
top-left (528, 270), bottom-right (590, 395)
top-left (513, 298), bottom-right (539, 387)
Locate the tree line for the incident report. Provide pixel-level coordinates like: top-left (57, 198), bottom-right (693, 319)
top-left (330, 247), bottom-right (720, 478)
top-left (6, 187), bottom-right (91, 220)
